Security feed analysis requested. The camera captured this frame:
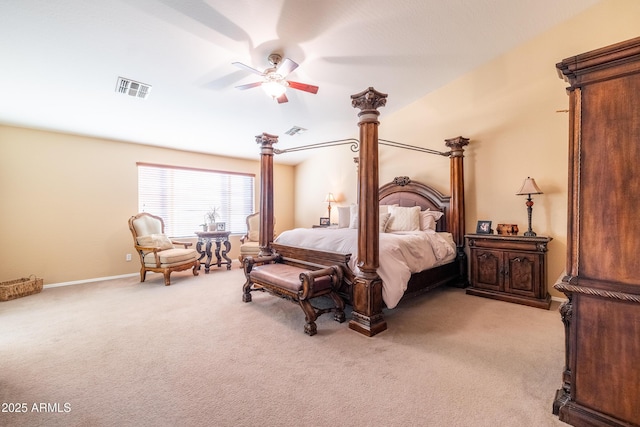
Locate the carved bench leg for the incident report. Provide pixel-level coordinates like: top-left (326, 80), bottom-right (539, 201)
top-left (242, 258), bottom-right (254, 302)
top-left (330, 292), bottom-right (346, 323)
top-left (299, 300), bottom-right (318, 336)
top-left (304, 321), bottom-right (318, 336)
top-left (242, 279), bottom-right (253, 303)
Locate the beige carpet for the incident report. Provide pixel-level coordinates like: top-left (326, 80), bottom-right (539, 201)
top-left (0, 265), bottom-right (567, 426)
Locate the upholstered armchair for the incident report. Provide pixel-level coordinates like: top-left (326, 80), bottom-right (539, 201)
top-left (128, 213), bottom-right (200, 286)
top-left (238, 212), bottom-right (276, 264)
top-left (238, 212), bottom-right (261, 264)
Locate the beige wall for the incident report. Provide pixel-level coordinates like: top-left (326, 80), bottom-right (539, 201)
top-left (294, 0), bottom-right (640, 299)
top-left (2, 0), bottom-right (638, 292)
top-left (0, 125), bottom-right (295, 284)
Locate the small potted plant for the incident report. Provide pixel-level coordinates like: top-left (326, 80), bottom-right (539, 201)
top-left (206, 207), bottom-right (219, 231)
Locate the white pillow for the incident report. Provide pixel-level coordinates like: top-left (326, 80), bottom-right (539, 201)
top-left (379, 204), bottom-right (398, 214)
top-left (379, 212), bottom-right (391, 232)
top-left (348, 205), bottom-right (392, 231)
top-left (386, 205), bottom-right (421, 232)
top-left (337, 206), bottom-right (351, 228)
top-left (420, 209), bottom-right (444, 231)
top-left (349, 204), bottom-right (358, 228)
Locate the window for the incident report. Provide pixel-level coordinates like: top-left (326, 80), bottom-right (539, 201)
top-left (137, 163), bottom-right (254, 237)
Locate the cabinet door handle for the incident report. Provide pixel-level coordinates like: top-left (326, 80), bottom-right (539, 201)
top-left (501, 264), bottom-right (509, 276)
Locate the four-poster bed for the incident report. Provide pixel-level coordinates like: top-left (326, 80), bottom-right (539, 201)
top-left (250, 87), bottom-right (469, 336)
top-left (275, 177), bottom-right (462, 309)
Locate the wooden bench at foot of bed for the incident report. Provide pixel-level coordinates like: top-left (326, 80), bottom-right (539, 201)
top-left (242, 243), bottom-right (351, 336)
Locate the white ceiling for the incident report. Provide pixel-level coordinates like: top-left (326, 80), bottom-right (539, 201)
top-left (0, 0), bottom-right (599, 165)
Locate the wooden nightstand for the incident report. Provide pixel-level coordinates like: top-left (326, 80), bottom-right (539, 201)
top-left (465, 234), bottom-right (552, 309)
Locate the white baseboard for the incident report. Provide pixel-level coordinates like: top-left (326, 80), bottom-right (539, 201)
top-left (44, 273), bottom-right (138, 288)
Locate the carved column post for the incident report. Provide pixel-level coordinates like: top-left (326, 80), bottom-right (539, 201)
top-left (445, 136), bottom-right (469, 284)
top-left (256, 132), bottom-right (278, 257)
top-left (349, 87), bottom-right (388, 336)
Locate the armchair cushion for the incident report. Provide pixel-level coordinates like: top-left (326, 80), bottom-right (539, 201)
top-left (143, 248), bottom-right (198, 267)
top-left (240, 241), bottom-right (261, 255)
top-left (137, 233), bottom-right (174, 250)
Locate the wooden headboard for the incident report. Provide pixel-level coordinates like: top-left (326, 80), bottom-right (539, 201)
top-left (379, 176), bottom-right (450, 232)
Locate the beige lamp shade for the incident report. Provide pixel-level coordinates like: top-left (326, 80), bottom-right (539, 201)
top-left (324, 193), bottom-right (337, 203)
top-left (516, 177), bottom-right (543, 195)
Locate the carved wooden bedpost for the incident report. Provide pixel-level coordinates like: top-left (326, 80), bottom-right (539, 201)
top-left (349, 87), bottom-right (388, 337)
top-left (256, 132), bottom-right (278, 257)
top-left (445, 136), bottom-right (469, 284)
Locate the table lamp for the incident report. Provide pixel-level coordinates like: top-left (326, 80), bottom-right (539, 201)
top-left (324, 193), bottom-right (336, 220)
top-left (516, 177), bottom-right (543, 237)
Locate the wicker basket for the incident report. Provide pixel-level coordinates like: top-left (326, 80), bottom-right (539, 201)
top-left (0, 275), bottom-right (44, 301)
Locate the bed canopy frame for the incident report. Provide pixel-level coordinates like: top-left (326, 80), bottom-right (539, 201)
top-left (255, 87), bottom-right (468, 336)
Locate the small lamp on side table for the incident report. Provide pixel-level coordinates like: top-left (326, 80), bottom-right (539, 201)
top-left (324, 192), bottom-right (336, 222)
top-left (516, 177), bottom-right (543, 237)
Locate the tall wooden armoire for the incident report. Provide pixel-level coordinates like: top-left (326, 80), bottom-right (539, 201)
top-left (553, 37), bottom-right (640, 426)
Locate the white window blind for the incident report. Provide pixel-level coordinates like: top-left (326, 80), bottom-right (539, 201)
top-left (137, 163), bottom-right (254, 237)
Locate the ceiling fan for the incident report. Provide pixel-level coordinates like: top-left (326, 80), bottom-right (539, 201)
top-left (232, 53), bottom-right (319, 104)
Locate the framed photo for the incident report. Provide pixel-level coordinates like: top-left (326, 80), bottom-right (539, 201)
top-left (216, 222), bottom-right (226, 231)
top-left (476, 220), bottom-right (492, 234)
top-left (319, 217), bottom-right (330, 226)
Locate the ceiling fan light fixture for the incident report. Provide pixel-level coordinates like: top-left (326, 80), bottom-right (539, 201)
top-left (233, 54), bottom-right (316, 104)
top-left (262, 80), bottom-right (287, 99)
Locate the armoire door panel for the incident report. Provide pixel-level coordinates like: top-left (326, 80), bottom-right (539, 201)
top-left (578, 76), bottom-right (640, 287)
top-left (574, 295), bottom-right (640, 423)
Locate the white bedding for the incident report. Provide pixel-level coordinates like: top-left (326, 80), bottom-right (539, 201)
top-left (274, 228), bottom-right (456, 308)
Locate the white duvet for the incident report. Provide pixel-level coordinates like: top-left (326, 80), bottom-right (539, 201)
top-left (274, 228), bottom-right (456, 308)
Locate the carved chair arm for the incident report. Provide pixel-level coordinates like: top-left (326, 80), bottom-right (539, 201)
top-left (171, 240), bottom-right (193, 248)
top-left (134, 245), bottom-right (163, 267)
top-left (134, 244), bottom-right (162, 254)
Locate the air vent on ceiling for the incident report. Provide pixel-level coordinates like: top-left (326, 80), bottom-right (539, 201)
top-left (115, 77), bottom-right (151, 99)
top-left (285, 126), bottom-right (307, 136)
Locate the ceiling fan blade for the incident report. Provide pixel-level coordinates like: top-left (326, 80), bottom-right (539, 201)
top-left (276, 58), bottom-right (298, 77)
top-left (276, 93), bottom-right (288, 104)
top-left (287, 80), bottom-right (319, 94)
top-left (235, 81), bottom-right (263, 90)
top-left (232, 62), bottom-right (264, 76)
